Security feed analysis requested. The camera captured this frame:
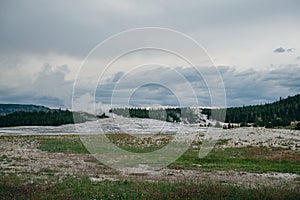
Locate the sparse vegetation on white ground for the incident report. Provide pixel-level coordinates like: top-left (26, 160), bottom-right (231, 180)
top-left (0, 117), bottom-right (299, 199)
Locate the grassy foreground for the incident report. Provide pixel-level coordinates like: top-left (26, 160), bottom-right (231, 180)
top-left (37, 135), bottom-right (300, 174)
top-left (1, 174), bottom-right (299, 200)
top-left (0, 135), bottom-right (299, 199)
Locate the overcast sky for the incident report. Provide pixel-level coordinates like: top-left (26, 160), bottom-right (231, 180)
top-left (0, 0), bottom-right (299, 109)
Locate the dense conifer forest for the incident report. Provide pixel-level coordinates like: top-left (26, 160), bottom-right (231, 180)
top-left (201, 94), bottom-right (300, 128)
top-left (113, 94), bottom-right (300, 129)
top-left (222, 94), bottom-right (300, 128)
top-left (0, 109), bottom-right (95, 127)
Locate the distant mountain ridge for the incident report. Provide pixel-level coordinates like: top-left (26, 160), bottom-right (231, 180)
top-left (0, 104), bottom-right (97, 127)
top-left (0, 104), bottom-right (51, 115)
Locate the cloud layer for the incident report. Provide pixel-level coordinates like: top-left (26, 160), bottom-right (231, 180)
top-left (274, 47), bottom-right (296, 53)
top-left (0, 63), bottom-right (72, 108)
top-left (92, 65), bottom-right (300, 108)
top-left (0, 1), bottom-right (300, 109)
top-left (1, 62), bottom-right (299, 108)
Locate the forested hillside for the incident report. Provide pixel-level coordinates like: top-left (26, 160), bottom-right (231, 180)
top-left (112, 94), bottom-right (300, 129)
top-left (0, 104), bottom-right (96, 127)
top-left (222, 94), bottom-right (300, 128)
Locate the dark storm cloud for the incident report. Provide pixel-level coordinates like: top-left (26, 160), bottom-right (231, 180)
top-left (93, 64), bottom-right (300, 107)
top-left (94, 66), bottom-right (211, 106)
top-left (111, 72), bottom-right (125, 82)
top-left (273, 47), bottom-right (296, 53)
top-left (273, 47), bottom-right (286, 53)
top-left (287, 48), bottom-right (295, 52)
top-left (129, 83), bottom-right (180, 106)
top-left (1, 64), bottom-right (299, 108)
top-left (222, 65), bottom-right (300, 106)
top-left (263, 64), bottom-right (300, 90)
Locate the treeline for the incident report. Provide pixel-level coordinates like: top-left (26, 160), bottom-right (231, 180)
top-left (111, 94), bottom-right (300, 129)
top-left (208, 94), bottom-right (300, 128)
top-left (0, 110), bottom-right (95, 127)
top-left (111, 108), bottom-right (181, 122)
top-left (111, 107), bottom-right (206, 123)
